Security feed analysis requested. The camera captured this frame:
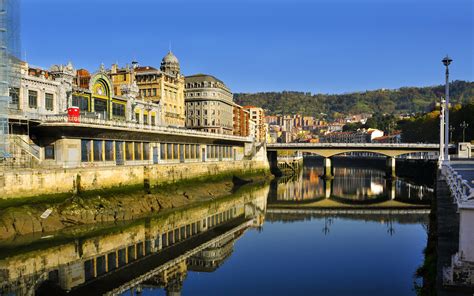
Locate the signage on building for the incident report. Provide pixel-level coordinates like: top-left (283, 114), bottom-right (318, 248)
top-left (68, 107), bottom-right (80, 123)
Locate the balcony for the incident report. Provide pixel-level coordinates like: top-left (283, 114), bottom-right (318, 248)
top-left (40, 115), bottom-right (252, 142)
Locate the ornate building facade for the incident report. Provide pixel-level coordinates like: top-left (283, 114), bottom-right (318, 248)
top-left (184, 74), bottom-right (234, 135)
top-left (108, 51), bottom-right (186, 127)
top-left (8, 61), bottom-right (75, 124)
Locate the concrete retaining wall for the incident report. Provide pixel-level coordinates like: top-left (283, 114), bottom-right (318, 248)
top-left (0, 159), bottom-right (269, 199)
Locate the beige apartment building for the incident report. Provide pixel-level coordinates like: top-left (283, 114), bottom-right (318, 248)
top-left (184, 74), bottom-right (234, 135)
top-left (243, 106), bottom-right (266, 142)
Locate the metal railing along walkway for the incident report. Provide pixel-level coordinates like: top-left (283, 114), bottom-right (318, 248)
top-left (441, 161), bottom-right (474, 206)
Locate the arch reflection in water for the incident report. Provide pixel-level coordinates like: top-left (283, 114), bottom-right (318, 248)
top-left (0, 185), bottom-right (269, 296)
top-left (270, 162), bottom-right (433, 205)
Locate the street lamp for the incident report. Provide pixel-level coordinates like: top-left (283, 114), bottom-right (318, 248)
top-left (449, 125), bottom-right (455, 143)
top-left (460, 121), bottom-right (469, 142)
top-left (439, 98), bottom-right (445, 167)
top-left (442, 55), bottom-right (452, 161)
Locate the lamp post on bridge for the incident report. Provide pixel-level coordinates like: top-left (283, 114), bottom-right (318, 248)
top-left (439, 98), bottom-right (445, 168)
top-left (449, 125), bottom-right (455, 143)
top-left (460, 121), bottom-right (469, 143)
top-left (442, 55), bottom-right (452, 161)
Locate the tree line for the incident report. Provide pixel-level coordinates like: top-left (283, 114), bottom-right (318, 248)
top-left (234, 80), bottom-right (474, 119)
top-left (343, 104), bottom-right (473, 143)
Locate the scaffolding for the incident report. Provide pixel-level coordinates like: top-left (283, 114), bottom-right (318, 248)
top-left (0, 0), bottom-right (20, 157)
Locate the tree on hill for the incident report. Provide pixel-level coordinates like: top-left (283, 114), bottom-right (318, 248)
top-left (234, 80), bottom-right (474, 117)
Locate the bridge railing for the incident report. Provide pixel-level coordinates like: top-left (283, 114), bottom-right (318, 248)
top-left (267, 142), bottom-right (439, 148)
top-left (441, 162), bottom-right (474, 206)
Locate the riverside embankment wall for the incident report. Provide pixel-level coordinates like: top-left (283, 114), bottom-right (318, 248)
top-left (0, 159), bottom-right (269, 199)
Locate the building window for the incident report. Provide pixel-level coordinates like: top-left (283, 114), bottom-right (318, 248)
top-left (143, 114), bottom-right (148, 124)
top-left (160, 143), bottom-right (166, 159)
top-left (173, 144), bottom-right (179, 160)
top-left (143, 143), bottom-right (150, 160)
top-left (126, 142), bottom-right (134, 160)
top-left (167, 143), bottom-right (173, 159)
top-left (105, 141), bottom-right (114, 161)
top-left (151, 115), bottom-right (156, 126)
top-left (134, 142), bottom-right (142, 160)
top-left (94, 98), bottom-right (108, 114)
top-left (135, 112), bottom-right (140, 123)
top-left (152, 88), bottom-right (157, 96)
top-left (44, 145), bottom-right (55, 160)
top-left (112, 103), bottom-right (125, 118)
top-left (196, 145), bottom-right (200, 159)
top-left (28, 90), bottom-right (38, 108)
top-left (72, 95), bottom-right (89, 111)
top-left (45, 93), bottom-right (54, 111)
top-left (9, 87), bottom-right (19, 106)
top-left (93, 140), bottom-right (103, 161)
top-left (81, 140), bottom-right (92, 162)
top-left (185, 145), bottom-right (190, 159)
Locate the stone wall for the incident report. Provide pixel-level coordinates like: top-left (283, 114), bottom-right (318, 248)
top-left (0, 159), bottom-right (269, 200)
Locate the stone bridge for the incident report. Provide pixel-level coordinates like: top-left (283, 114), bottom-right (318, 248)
top-left (267, 143), bottom-right (440, 178)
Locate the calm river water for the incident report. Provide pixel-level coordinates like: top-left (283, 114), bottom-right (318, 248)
top-left (0, 159), bottom-right (432, 296)
top-left (127, 159), bottom-right (432, 296)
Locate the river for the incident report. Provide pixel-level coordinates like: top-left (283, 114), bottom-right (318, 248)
top-left (0, 158), bottom-right (432, 296)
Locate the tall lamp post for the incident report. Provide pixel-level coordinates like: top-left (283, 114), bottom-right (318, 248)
top-left (439, 98), bottom-right (445, 167)
top-left (449, 125), bottom-right (455, 143)
top-left (442, 55), bottom-right (452, 161)
top-left (460, 121), bottom-right (469, 142)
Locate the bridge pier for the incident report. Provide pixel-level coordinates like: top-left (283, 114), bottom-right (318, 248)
top-left (323, 157), bottom-right (334, 180)
top-left (324, 178), bottom-right (332, 198)
top-left (267, 150), bottom-right (283, 177)
top-left (385, 156), bottom-right (396, 179)
top-left (386, 177), bottom-right (396, 200)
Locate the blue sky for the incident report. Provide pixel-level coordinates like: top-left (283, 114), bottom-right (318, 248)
top-left (21, 0), bottom-right (473, 94)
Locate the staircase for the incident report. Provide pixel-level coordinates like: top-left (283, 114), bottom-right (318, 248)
top-left (12, 136), bottom-right (40, 160)
top-left (0, 136), bottom-right (41, 169)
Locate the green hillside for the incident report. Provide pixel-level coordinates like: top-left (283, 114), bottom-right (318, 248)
top-left (234, 80), bottom-right (474, 118)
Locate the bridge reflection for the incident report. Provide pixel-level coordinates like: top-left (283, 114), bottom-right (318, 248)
top-left (268, 163), bottom-right (433, 208)
top-left (0, 185), bottom-right (269, 296)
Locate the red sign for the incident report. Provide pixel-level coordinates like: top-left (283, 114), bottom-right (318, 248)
top-left (68, 107), bottom-right (80, 123)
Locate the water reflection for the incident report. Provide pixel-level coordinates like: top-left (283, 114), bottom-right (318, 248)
top-left (0, 185), bottom-right (269, 296)
top-left (0, 162), bottom-right (431, 296)
top-left (271, 162), bottom-right (433, 204)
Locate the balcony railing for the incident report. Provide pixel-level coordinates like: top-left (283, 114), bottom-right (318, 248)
top-left (40, 115), bottom-right (253, 142)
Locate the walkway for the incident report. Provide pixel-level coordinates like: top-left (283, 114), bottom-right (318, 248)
top-left (438, 158), bottom-right (474, 294)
